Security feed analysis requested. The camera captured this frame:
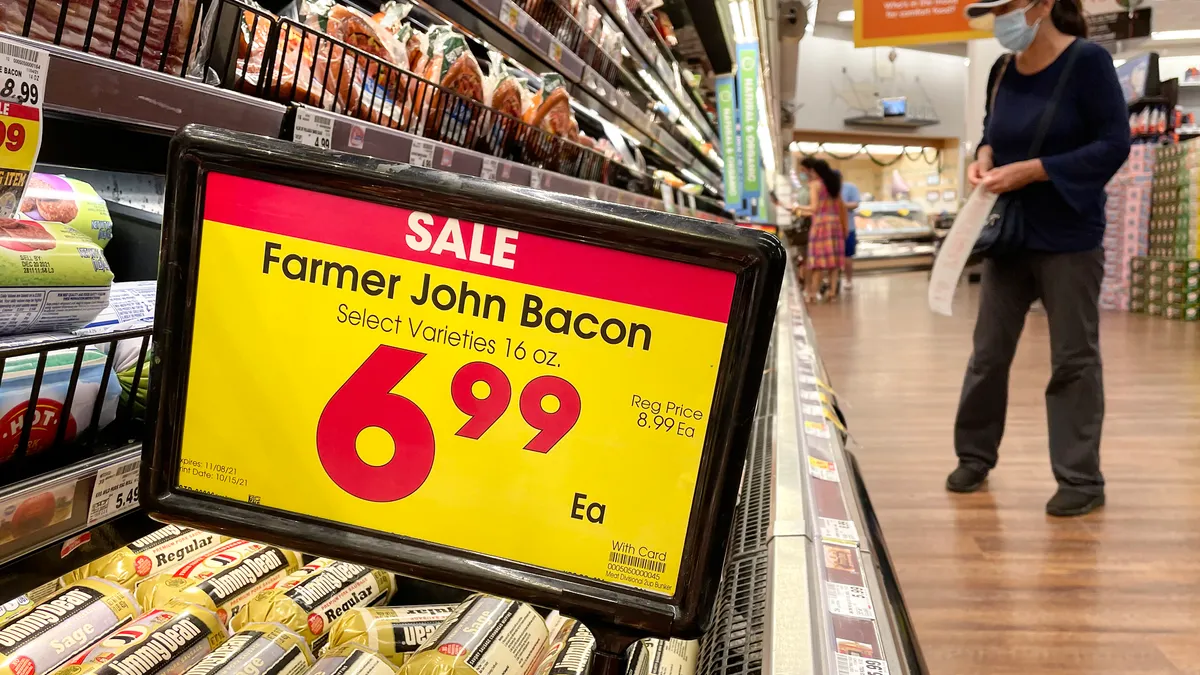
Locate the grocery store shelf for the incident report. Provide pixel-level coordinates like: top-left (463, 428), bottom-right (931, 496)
top-left (0, 444), bottom-right (144, 572)
top-left (20, 35), bottom-right (286, 136)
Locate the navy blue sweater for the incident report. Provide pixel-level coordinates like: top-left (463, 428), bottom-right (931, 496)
top-left (981, 39), bottom-right (1131, 253)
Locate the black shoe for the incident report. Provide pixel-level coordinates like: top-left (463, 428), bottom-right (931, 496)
top-left (946, 464), bottom-right (988, 493)
top-left (1046, 489), bottom-right (1105, 517)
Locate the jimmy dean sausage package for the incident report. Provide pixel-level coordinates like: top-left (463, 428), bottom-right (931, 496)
top-left (180, 623), bottom-right (312, 675)
top-left (307, 644), bottom-right (399, 675)
top-left (18, 174), bottom-right (113, 248)
top-left (135, 541), bottom-right (301, 626)
top-left (397, 595), bottom-right (548, 675)
top-left (532, 613), bottom-right (594, 675)
top-left (62, 526), bottom-right (228, 590)
top-left (0, 582), bottom-right (59, 628)
top-left (0, 219), bottom-right (112, 337)
top-left (55, 601), bottom-right (227, 675)
top-left (230, 560), bottom-right (394, 651)
top-left (0, 578), bottom-right (139, 675)
top-left (626, 639), bottom-right (698, 675)
top-left (325, 607), bottom-right (455, 667)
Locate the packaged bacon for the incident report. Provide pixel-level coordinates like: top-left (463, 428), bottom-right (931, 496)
top-left (483, 52), bottom-right (529, 119)
top-left (1, 0), bottom-right (198, 74)
top-left (373, 0), bottom-right (426, 72)
top-left (525, 73), bottom-right (578, 141)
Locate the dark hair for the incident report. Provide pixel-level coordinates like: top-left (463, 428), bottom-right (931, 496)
top-left (800, 157), bottom-right (843, 198)
top-left (1049, 0), bottom-right (1087, 38)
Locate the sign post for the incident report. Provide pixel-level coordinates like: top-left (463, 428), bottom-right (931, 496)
top-left (143, 126), bottom-right (784, 660)
top-left (715, 74), bottom-right (741, 212)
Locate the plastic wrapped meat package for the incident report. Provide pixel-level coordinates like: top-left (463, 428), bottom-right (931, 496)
top-left (19, 173), bottom-right (114, 248)
top-left (480, 52), bottom-right (531, 152)
top-left (0, 480), bottom-right (75, 545)
top-left (525, 73), bottom-right (578, 141)
top-left (0, 219), bottom-right (113, 336)
top-left (0, 345), bottom-right (121, 466)
top-left (0, 0), bottom-right (199, 73)
top-left (417, 26), bottom-right (484, 142)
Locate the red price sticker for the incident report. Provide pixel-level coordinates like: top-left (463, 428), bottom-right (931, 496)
top-left (177, 173), bottom-right (737, 595)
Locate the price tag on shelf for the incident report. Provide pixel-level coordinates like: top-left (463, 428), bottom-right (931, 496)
top-left (88, 457), bottom-right (141, 524)
top-left (827, 582), bottom-right (875, 620)
top-left (802, 403), bottom-right (824, 417)
top-left (481, 157), bottom-right (499, 181)
top-left (439, 148), bottom-right (455, 169)
top-left (808, 456), bottom-right (839, 482)
top-left (168, 171), bottom-right (748, 599)
top-left (550, 39), bottom-right (565, 65)
top-left (529, 169), bottom-right (542, 190)
top-left (587, 183), bottom-right (598, 201)
top-left (819, 517), bottom-right (860, 545)
top-left (499, 0), bottom-right (527, 32)
top-left (0, 37), bottom-right (47, 219)
top-left (804, 419), bottom-right (831, 439)
top-left (836, 655), bottom-right (889, 675)
top-left (292, 108), bottom-right (334, 150)
top-left (410, 139), bottom-right (434, 168)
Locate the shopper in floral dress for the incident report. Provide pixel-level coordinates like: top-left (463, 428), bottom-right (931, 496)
top-left (796, 157), bottom-right (849, 302)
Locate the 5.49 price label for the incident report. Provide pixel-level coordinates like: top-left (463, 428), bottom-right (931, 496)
top-left (177, 173), bottom-right (737, 595)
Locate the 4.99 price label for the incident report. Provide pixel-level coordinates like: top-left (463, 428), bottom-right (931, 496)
top-left (177, 173), bottom-right (737, 595)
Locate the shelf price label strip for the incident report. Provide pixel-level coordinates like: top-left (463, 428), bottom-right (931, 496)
top-left (146, 127), bottom-right (784, 642)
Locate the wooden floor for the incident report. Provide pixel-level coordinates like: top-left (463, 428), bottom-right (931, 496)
top-left (807, 271), bottom-right (1200, 675)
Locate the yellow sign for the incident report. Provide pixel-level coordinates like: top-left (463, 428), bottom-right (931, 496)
top-left (0, 37), bottom-right (47, 218)
top-left (177, 173), bottom-right (738, 596)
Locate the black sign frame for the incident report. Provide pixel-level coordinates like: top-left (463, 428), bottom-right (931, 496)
top-left (142, 125), bottom-right (783, 642)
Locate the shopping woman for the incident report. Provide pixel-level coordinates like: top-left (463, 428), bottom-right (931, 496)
top-left (947, 0), bottom-right (1130, 517)
top-left (796, 157), bottom-right (848, 303)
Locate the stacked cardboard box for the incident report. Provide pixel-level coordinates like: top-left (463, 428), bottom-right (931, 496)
top-left (1129, 257), bottom-right (1200, 320)
top-left (1149, 142), bottom-right (1200, 260)
top-left (1101, 144), bottom-right (1154, 310)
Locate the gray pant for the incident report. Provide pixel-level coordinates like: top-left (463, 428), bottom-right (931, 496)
top-left (954, 248), bottom-right (1105, 495)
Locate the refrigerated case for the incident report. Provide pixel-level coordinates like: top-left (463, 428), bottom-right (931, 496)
top-left (0, 0), bottom-right (922, 666)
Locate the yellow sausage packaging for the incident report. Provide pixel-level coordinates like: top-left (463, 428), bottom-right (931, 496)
top-left (626, 640), bottom-right (698, 675)
top-left (325, 607), bottom-right (455, 666)
top-left (62, 526), bottom-right (228, 590)
top-left (179, 623), bottom-right (311, 675)
top-left (135, 541), bottom-right (301, 626)
top-left (307, 644), bottom-right (399, 675)
top-left (55, 602), bottom-right (227, 675)
top-left (397, 595), bottom-right (548, 675)
top-left (533, 613), bottom-right (594, 675)
top-left (231, 560), bottom-right (394, 651)
top-left (0, 582), bottom-right (60, 627)
top-left (0, 578), bottom-right (138, 675)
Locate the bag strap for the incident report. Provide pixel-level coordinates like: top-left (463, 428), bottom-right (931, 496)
top-left (1028, 40), bottom-right (1083, 159)
top-left (987, 54), bottom-right (1012, 122)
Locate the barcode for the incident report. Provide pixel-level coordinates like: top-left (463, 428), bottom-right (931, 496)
top-left (836, 654), bottom-right (852, 675)
top-left (0, 41), bottom-right (40, 63)
top-left (116, 461), bottom-right (139, 476)
top-left (608, 552), bottom-right (665, 573)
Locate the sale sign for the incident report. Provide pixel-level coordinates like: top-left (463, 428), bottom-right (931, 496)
top-left (853, 0), bottom-right (990, 48)
top-left (175, 173), bottom-right (736, 596)
top-left (0, 37), bottom-right (46, 218)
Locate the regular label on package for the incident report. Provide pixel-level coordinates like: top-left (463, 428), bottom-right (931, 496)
top-left (0, 37), bottom-right (47, 218)
top-left (836, 654), bottom-right (888, 675)
top-left (293, 109), bottom-right (333, 150)
top-left (819, 518), bottom-right (859, 545)
top-left (827, 582), bottom-right (874, 620)
top-left (88, 458), bottom-right (141, 524)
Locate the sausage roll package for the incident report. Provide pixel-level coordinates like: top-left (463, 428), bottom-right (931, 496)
top-left (324, 606), bottom-right (455, 666)
top-left (0, 582), bottom-right (59, 627)
top-left (0, 578), bottom-right (140, 675)
top-left (54, 600), bottom-right (228, 675)
top-left (0, 346), bottom-right (121, 467)
top-left (0, 219), bottom-right (113, 337)
top-left (179, 623), bottom-right (313, 675)
top-left (18, 174), bottom-right (113, 249)
top-left (308, 643), bottom-right (400, 675)
top-left (61, 525), bottom-right (229, 590)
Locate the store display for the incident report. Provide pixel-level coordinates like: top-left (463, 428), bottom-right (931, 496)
top-left (0, 219), bottom-right (113, 336)
top-left (55, 600), bottom-right (227, 675)
top-left (135, 541), bottom-right (303, 626)
top-left (0, 578), bottom-right (140, 675)
top-left (1101, 142), bottom-right (1154, 310)
top-left (325, 607), bottom-right (455, 666)
top-left (308, 643), bottom-right (400, 675)
top-left (180, 623), bottom-right (313, 675)
top-left (1128, 256), bottom-right (1200, 319)
top-left (232, 559), bottom-right (395, 650)
top-left (19, 174), bottom-right (113, 248)
top-left (60, 525), bottom-right (228, 590)
top-left (397, 595), bottom-right (548, 675)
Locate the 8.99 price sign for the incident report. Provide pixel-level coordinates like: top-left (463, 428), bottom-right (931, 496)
top-left (177, 173), bottom-right (736, 596)
top-left (0, 38), bottom-right (47, 218)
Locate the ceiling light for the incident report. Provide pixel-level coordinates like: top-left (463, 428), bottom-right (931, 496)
top-left (837, 10), bottom-right (854, 22)
top-left (1152, 30), bottom-right (1200, 41)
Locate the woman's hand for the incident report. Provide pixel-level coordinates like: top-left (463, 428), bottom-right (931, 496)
top-left (980, 159), bottom-right (1048, 194)
top-left (967, 156), bottom-right (993, 187)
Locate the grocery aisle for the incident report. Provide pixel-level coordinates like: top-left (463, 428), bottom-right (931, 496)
top-left (807, 272), bottom-right (1200, 675)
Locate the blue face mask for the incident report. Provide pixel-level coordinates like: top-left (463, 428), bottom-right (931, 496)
top-left (994, 3), bottom-right (1041, 52)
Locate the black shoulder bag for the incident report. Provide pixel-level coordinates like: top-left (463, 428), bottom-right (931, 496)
top-left (973, 42), bottom-right (1082, 257)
